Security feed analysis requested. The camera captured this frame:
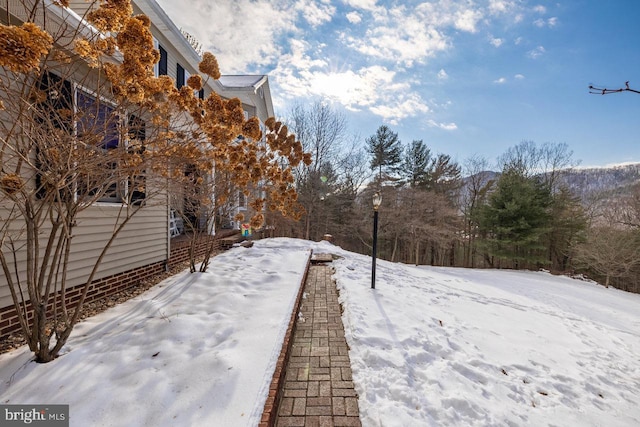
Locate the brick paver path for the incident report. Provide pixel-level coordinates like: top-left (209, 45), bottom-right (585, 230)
top-left (276, 263), bottom-right (362, 427)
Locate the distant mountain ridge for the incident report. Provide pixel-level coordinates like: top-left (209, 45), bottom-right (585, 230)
top-left (461, 163), bottom-right (640, 205)
top-left (556, 163), bottom-right (640, 202)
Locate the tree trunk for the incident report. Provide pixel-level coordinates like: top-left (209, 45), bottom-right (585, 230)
top-left (450, 241), bottom-right (456, 266)
top-left (304, 206), bottom-right (313, 240)
top-left (391, 233), bottom-right (399, 262)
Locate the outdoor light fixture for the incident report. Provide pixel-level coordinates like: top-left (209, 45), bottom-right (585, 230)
top-left (373, 191), bottom-right (382, 211)
top-left (371, 191), bottom-right (382, 289)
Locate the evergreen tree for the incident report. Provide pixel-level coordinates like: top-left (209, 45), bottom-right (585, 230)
top-left (431, 153), bottom-right (462, 196)
top-left (477, 168), bottom-right (552, 268)
top-left (366, 125), bottom-right (403, 184)
top-left (401, 139), bottom-right (432, 188)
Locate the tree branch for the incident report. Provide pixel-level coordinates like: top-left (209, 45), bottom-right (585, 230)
top-left (589, 81), bottom-right (640, 95)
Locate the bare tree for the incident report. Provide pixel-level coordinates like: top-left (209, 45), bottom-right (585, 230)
top-left (538, 142), bottom-right (576, 192)
top-left (574, 226), bottom-right (640, 288)
top-left (603, 183), bottom-right (640, 230)
top-left (497, 140), bottom-right (543, 177)
top-left (285, 101), bottom-right (348, 240)
top-left (461, 155), bottom-right (494, 267)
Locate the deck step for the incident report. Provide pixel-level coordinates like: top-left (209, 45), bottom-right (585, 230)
top-left (311, 253), bottom-right (333, 264)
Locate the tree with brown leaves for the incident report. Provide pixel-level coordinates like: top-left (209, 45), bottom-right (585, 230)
top-left (0, 0), bottom-right (308, 362)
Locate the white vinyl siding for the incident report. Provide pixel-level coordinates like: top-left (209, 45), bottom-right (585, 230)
top-left (0, 0), bottom-right (222, 311)
top-left (0, 202), bottom-right (167, 308)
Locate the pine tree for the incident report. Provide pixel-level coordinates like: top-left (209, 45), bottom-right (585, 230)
top-left (431, 154), bottom-right (462, 195)
top-left (477, 168), bottom-right (552, 268)
top-left (366, 125), bottom-right (403, 184)
top-left (401, 139), bottom-right (432, 188)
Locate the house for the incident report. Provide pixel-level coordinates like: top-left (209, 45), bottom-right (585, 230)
top-left (0, 0), bottom-right (275, 339)
top-left (216, 75), bottom-right (274, 232)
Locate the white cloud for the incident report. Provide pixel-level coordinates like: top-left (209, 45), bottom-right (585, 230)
top-left (533, 5), bottom-right (547, 14)
top-left (534, 17), bottom-right (558, 28)
top-left (454, 9), bottom-right (483, 33)
top-left (346, 11), bottom-right (362, 24)
top-left (427, 120), bottom-right (458, 131)
top-left (490, 37), bottom-right (504, 47)
top-left (415, 1), bottom-right (484, 33)
top-left (344, 1), bottom-right (490, 66)
top-left (514, 74), bottom-right (525, 79)
top-left (344, 9), bottom-right (450, 67)
top-left (287, 38), bottom-right (328, 70)
top-left (494, 77), bottom-right (507, 84)
top-left (514, 36), bottom-right (524, 45)
top-left (156, 0), bottom-right (296, 73)
top-left (154, 0), bottom-right (536, 129)
top-left (371, 94), bottom-right (431, 125)
top-left (272, 41), bottom-right (429, 123)
top-left (296, 0), bottom-right (335, 27)
top-left (488, 0), bottom-right (514, 15)
top-left (528, 45), bottom-right (546, 59)
top-left (342, 0), bottom-right (378, 12)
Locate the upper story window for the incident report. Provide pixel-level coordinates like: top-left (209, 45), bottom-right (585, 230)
top-left (177, 64), bottom-right (204, 99)
top-left (154, 39), bottom-right (168, 77)
top-left (176, 63), bottom-right (185, 89)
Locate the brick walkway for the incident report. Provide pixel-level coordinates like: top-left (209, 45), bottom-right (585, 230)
top-left (275, 263), bottom-right (362, 427)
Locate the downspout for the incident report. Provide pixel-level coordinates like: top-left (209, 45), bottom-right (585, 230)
top-left (166, 177), bottom-right (170, 271)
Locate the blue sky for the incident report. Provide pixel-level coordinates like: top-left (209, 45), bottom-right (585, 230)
top-left (156, 0), bottom-right (640, 168)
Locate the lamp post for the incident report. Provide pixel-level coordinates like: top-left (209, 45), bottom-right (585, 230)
top-left (371, 191), bottom-right (382, 289)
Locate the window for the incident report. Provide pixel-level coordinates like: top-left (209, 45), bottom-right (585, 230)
top-left (177, 65), bottom-right (203, 98)
top-left (176, 63), bottom-right (185, 89)
top-left (238, 191), bottom-right (247, 210)
top-left (36, 71), bottom-right (73, 131)
top-left (128, 115), bottom-right (146, 204)
top-left (76, 90), bottom-right (120, 202)
top-left (157, 44), bottom-right (168, 76)
top-left (33, 72), bottom-right (146, 204)
top-left (34, 72), bottom-right (74, 199)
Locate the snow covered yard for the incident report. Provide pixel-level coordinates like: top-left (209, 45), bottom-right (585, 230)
top-left (0, 243), bottom-right (311, 427)
top-left (1, 237), bottom-right (639, 427)
top-left (325, 241), bottom-right (640, 427)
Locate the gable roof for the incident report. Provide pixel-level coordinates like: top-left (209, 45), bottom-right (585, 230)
top-left (218, 75), bottom-right (274, 121)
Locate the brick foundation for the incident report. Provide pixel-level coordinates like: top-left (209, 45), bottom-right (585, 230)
top-left (0, 232), bottom-right (235, 339)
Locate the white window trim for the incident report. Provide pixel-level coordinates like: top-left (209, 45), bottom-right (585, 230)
top-left (238, 190), bottom-right (247, 211)
top-left (153, 38), bottom-right (159, 77)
